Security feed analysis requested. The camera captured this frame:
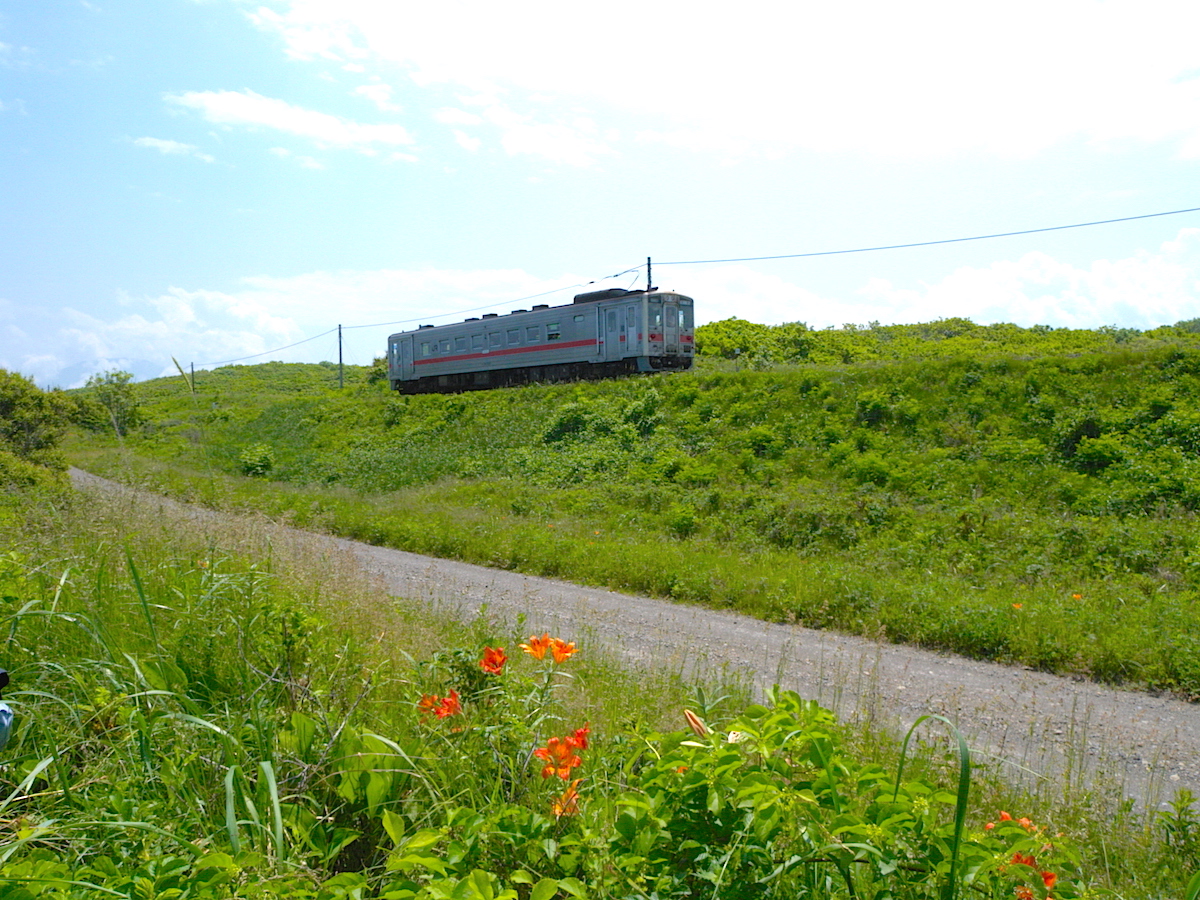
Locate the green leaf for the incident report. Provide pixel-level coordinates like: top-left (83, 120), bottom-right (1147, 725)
top-left (381, 809), bottom-right (406, 846)
top-left (529, 878), bottom-right (559, 900)
top-left (557, 877), bottom-right (588, 898)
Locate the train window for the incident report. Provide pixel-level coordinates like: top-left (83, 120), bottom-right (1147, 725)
top-left (606, 310), bottom-right (617, 330)
top-left (665, 308), bottom-right (677, 327)
top-left (471, 334), bottom-right (484, 350)
top-left (547, 322), bottom-right (561, 340)
top-left (455, 336), bottom-right (467, 351)
top-left (420, 341), bottom-right (431, 357)
top-left (489, 332), bottom-right (502, 347)
top-left (650, 308), bottom-right (662, 328)
top-left (626, 306), bottom-right (636, 327)
top-left (573, 314), bottom-right (584, 323)
top-left (440, 340), bottom-right (450, 353)
top-left (526, 325), bottom-right (539, 341)
top-left (507, 328), bottom-right (520, 345)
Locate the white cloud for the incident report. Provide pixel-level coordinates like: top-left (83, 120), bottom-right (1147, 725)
top-left (244, 0), bottom-right (1200, 161)
top-left (435, 107), bottom-right (481, 126)
top-left (477, 99), bottom-right (613, 166)
top-left (133, 136), bottom-right (215, 162)
top-left (165, 88), bottom-right (413, 149)
top-left (453, 130), bottom-right (480, 153)
top-left (353, 81), bottom-right (401, 112)
top-left (268, 146), bottom-right (326, 168)
top-left (687, 228), bottom-right (1200, 331)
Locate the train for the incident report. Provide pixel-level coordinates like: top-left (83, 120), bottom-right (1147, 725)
top-left (386, 287), bottom-right (695, 393)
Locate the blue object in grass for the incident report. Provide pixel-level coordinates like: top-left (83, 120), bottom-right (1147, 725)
top-left (0, 669), bottom-right (10, 751)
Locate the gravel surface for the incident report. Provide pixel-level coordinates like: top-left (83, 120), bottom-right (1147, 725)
top-left (71, 469), bottom-right (1200, 812)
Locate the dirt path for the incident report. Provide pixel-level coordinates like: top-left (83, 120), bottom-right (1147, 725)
top-left (71, 469), bottom-right (1200, 813)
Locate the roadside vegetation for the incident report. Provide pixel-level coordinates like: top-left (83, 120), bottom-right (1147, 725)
top-left (2, 367), bottom-right (1200, 897)
top-left (68, 318), bottom-right (1200, 700)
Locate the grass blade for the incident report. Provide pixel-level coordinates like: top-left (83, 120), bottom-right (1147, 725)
top-left (125, 549), bottom-right (159, 650)
top-left (260, 760), bottom-right (285, 868)
top-left (895, 714), bottom-right (971, 900)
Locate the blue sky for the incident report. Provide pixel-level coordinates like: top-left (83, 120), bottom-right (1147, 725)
top-left (2, 0), bottom-right (1199, 388)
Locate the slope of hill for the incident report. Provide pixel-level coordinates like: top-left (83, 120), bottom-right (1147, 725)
top-left (68, 320), bottom-right (1200, 698)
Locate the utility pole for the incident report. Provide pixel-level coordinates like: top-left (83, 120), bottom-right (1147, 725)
top-left (338, 324), bottom-right (344, 389)
top-left (647, 256), bottom-right (652, 292)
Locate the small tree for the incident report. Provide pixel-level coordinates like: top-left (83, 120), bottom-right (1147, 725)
top-left (84, 370), bottom-right (142, 437)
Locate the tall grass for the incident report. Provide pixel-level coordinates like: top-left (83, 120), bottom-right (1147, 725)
top-left (0, 476), bottom-right (1195, 896)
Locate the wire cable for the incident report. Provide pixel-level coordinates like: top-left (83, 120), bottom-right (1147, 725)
top-left (655, 204), bottom-right (1200, 266)
top-left (192, 264), bottom-right (643, 368)
top-left (197, 328), bottom-right (338, 367)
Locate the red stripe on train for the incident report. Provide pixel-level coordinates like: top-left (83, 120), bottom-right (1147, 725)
top-left (414, 338), bottom-right (598, 367)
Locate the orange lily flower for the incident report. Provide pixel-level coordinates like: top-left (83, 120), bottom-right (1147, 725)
top-left (417, 694), bottom-right (440, 717)
top-left (552, 778), bottom-right (582, 818)
top-left (480, 646), bottom-right (507, 675)
top-left (520, 633), bottom-right (551, 660)
top-left (534, 736), bottom-right (582, 779)
top-left (434, 690), bottom-right (461, 719)
top-left (567, 724), bottom-right (590, 750)
top-left (549, 638), bottom-right (577, 663)
top-left (1041, 871), bottom-right (1057, 889)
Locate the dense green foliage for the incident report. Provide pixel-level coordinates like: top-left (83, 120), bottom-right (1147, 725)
top-left (1, 489), bottom-right (1195, 899)
top-left (70, 320), bottom-right (1200, 699)
top-left (1, 356), bottom-right (1198, 898)
top-left (0, 368), bottom-right (74, 491)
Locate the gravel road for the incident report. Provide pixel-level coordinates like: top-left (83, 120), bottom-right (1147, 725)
top-left (71, 469), bottom-right (1200, 813)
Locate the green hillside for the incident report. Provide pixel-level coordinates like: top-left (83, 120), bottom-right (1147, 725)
top-left (3, 340), bottom-right (1200, 897)
top-left (70, 319), bottom-right (1200, 697)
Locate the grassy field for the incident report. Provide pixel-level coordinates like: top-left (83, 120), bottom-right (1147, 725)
top-left (69, 325), bottom-right (1200, 700)
top-left (4, 343), bottom-right (1200, 897)
top-left (0, 469), bottom-right (1196, 898)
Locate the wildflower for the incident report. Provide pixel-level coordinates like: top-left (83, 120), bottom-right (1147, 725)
top-left (520, 633), bottom-right (552, 660)
top-left (552, 778), bottom-right (582, 818)
top-left (684, 709), bottom-right (710, 737)
top-left (549, 637), bottom-right (577, 663)
top-left (417, 694), bottom-right (440, 717)
top-left (1012, 603), bottom-right (1023, 610)
top-left (1011, 851), bottom-right (1036, 868)
top-left (1072, 593), bottom-right (1082, 600)
top-left (999, 811), bottom-right (1013, 821)
top-left (985, 821), bottom-right (995, 830)
top-left (567, 724), bottom-right (591, 750)
top-left (434, 690), bottom-right (461, 719)
top-left (534, 736), bottom-right (582, 779)
top-left (1041, 871), bottom-right (1057, 890)
top-left (480, 646), bottom-right (507, 675)
top-left (1015, 887), bottom-right (1034, 900)
top-left (1018, 816), bottom-right (1034, 830)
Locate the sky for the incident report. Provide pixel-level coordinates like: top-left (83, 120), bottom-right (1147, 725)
top-left (2, 0), bottom-right (1199, 388)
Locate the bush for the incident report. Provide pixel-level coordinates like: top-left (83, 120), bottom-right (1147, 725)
top-left (239, 443), bottom-right (275, 477)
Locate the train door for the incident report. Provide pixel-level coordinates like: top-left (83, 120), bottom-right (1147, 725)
top-left (397, 336), bottom-right (414, 381)
top-left (663, 300), bottom-right (680, 353)
top-left (603, 305), bottom-right (622, 362)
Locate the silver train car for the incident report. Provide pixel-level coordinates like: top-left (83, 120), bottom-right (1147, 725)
top-left (386, 288), bottom-right (694, 393)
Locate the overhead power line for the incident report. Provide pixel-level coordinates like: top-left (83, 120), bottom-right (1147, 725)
top-left (190, 204), bottom-right (1198, 370)
top-left (192, 264), bottom-right (644, 368)
top-left (198, 327), bottom-right (339, 367)
top-left (655, 204), bottom-right (1200, 266)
